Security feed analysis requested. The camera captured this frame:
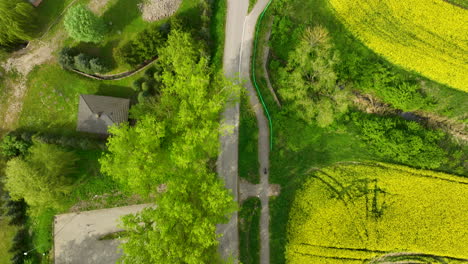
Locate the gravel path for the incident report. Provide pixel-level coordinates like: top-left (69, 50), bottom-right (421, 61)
top-left (217, 0), bottom-right (274, 263)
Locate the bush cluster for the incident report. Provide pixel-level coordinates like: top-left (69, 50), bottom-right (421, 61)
top-left (115, 25), bottom-right (167, 66)
top-left (63, 4), bottom-right (107, 43)
top-left (7, 131), bottom-right (105, 151)
top-left (131, 66), bottom-right (163, 103)
top-left (58, 47), bottom-right (109, 74)
top-left (0, 135), bottom-right (29, 159)
top-left (351, 113), bottom-right (446, 169)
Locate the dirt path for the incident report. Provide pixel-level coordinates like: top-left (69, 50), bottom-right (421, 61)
top-left (0, 30), bottom-right (66, 130)
top-left (217, 0), bottom-right (274, 263)
top-left (239, 0), bottom-right (274, 263)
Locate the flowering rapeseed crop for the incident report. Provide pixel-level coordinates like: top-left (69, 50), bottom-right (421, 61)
top-left (286, 162), bottom-right (468, 263)
top-left (328, 0), bottom-right (468, 92)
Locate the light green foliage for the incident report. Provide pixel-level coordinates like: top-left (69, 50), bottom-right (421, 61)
top-left (4, 140), bottom-right (77, 211)
top-left (286, 162), bottom-right (468, 263)
top-left (100, 29), bottom-right (237, 263)
top-left (277, 26), bottom-right (349, 127)
top-left (0, 0), bottom-right (36, 47)
top-left (63, 4), bottom-right (106, 43)
top-left (120, 165), bottom-right (234, 264)
top-left (352, 113), bottom-right (447, 169)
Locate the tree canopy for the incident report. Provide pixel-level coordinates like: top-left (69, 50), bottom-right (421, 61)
top-left (277, 26), bottom-right (349, 127)
top-left (0, 0), bottom-right (36, 48)
top-left (63, 4), bottom-right (106, 43)
top-left (4, 140), bottom-right (77, 211)
top-left (100, 29), bottom-right (237, 263)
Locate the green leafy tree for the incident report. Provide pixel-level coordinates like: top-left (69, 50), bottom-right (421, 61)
top-left (63, 4), bottom-right (106, 43)
top-left (0, 135), bottom-right (29, 159)
top-left (0, 0), bottom-right (36, 48)
top-left (277, 26), bottom-right (349, 127)
top-left (352, 113), bottom-right (447, 169)
top-left (120, 166), bottom-right (234, 264)
top-left (100, 29), bottom-right (237, 263)
top-left (4, 140), bottom-right (77, 211)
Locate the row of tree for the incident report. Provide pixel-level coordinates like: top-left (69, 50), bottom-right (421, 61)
top-left (99, 29), bottom-right (238, 263)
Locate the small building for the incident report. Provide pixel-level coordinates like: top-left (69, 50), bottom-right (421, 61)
top-left (77, 95), bottom-right (130, 135)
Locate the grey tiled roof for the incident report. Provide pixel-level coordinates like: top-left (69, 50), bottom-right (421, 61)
top-left (77, 95), bottom-right (130, 135)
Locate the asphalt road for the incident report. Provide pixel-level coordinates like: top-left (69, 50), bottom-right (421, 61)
top-left (217, 0), bottom-right (272, 263)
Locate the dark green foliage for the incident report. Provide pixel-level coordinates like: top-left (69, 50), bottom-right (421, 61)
top-left (239, 95), bottom-right (260, 183)
top-left (0, 0), bottom-right (36, 48)
top-left (239, 198), bottom-right (261, 264)
top-left (64, 4), bottom-right (106, 43)
top-left (352, 113), bottom-right (447, 169)
top-left (276, 26), bottom-right (349, 127)
top-left (9, 228), bottom-right (34, 264)
top-left (137, 92), bottom-right (147, 104)
top-left (115, 26), bottom-right (165, 66)
top-left (5, 199), bottom-right (27, 226)
top-left (0, 136), bottom-right (29, 159)
top-left (141, 82), bottom-right (149, 92)
top-left (132, 79), bottom-right (143, 91)
top-left (358, 64), bottom-right (428, 111)
top-left (58, 47), bottom-right (109, 74)
top-left (57, 47), bottom-right (77, 70)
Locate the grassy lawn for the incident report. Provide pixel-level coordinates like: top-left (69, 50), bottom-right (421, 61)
top-left (0, 218), bottom-right (17, 263)
top-left (210, 0), bottom-right (227, 70)
top-left (19, 63), bottom-right (137, 135)
top-left (239, 197), bottom-right (261, 264)
top-left (239, 95), bottom-right (260, 184)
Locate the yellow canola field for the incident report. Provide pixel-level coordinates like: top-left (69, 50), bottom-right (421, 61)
top-left (286, 162), bottom-right (468, 263)
top-left (328, 0), bottom-right (468, 92)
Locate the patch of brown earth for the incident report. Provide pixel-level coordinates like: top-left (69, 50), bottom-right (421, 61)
top-left (138, 0), bottom-right (182, 22)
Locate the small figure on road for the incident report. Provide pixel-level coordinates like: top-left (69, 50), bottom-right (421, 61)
top-left (263, 168), bottom-right (267, 174)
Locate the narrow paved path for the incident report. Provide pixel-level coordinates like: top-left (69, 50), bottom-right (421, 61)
top-left (240, 2), bottom-right (273, 263)
top-left (217, 0), bottom-right (273, 263)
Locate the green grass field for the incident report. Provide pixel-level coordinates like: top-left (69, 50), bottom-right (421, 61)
top-left (19, 64), bottom-right (137, 135)
top-left (286, 162), bottom-right (468, 263)
top-left (0, 218), bottom-right (17, 263)
top-left (239, 95), bottom-right (260, 184)
top-left (239, 197), bottom-right (261, 264)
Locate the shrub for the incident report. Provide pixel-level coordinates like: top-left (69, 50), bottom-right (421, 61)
top-left (57, 47), bottom-right (77, 69)
top-left (4, 140), bottom-right (78, 211)
top-left (0, 136), bottom-right (29, 159)
top-left (352, 113), bottom-right (447, 169)
top-left (115, 26), bottom-right (165, 66)
top-left (58, 47), bottom-right (109, 74)
top-left (141, 82), bottom-right (149, 92)
top-left (63, 4), bottom-right (106, 43)
top-left (132, 80), bottom-right (143, 91)
top-left (73, 53), bottom-right (91, 73)
top-left (137, 92), bottom-right (147, 103)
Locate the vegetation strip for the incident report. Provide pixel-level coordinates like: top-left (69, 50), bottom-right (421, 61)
top-left (252, 0), bottom-right (273, 150)
top-left (70, 57), bottom-right (158, 81)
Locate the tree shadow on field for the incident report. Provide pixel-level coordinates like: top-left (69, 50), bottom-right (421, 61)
top-left (102, 0), bottom-right (143, 33)
top-left (97, 84), bottom-right (135, 99)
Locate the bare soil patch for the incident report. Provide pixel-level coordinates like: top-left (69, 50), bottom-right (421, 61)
top-left (138, 0), bottom-right (182, 22)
